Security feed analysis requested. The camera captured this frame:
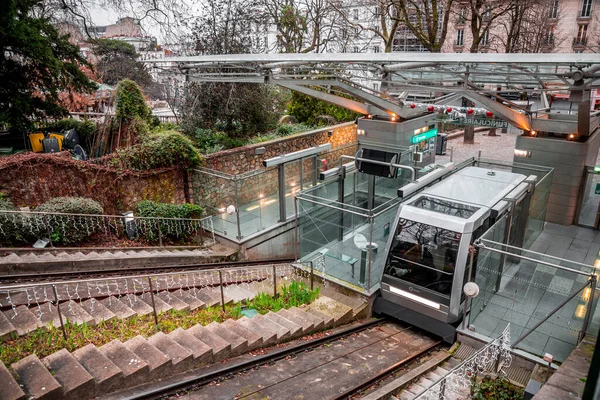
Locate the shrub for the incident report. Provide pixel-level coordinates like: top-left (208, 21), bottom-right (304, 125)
top-left (135, 200), bottom-right (203, 242)
top-left (115, 79), bottom-right (151, 122)
top-left (471, 376), bottom-right (524, 400)
top-left (110, 130), bottom-right (202, 170)
top-left (0, 196), bottom-right (22, 245)
top-left (35, 197), bottom-right (104, 245)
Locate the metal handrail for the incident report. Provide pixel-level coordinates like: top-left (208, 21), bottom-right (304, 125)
top-left (0, 263), bottom-right (285, 292)
top-left (477, 242), bottom-right (593, 277)
top-left (480, 238), bottom-right (595, 272)
top-left (0, 209), bottom-right (209, 223)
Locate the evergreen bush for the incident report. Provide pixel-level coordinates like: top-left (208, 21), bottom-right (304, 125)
top-left (36, 197), bottom-right (104, 245)
top-left (0, 195), bottom-right (22, 245)
top-left (135, 200), bottom-right (203, 241)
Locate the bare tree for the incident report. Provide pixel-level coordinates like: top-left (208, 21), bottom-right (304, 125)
top-left (391, 0), bottom-right (455, 52)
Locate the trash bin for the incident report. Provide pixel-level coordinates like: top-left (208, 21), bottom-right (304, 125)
top-left (436, 133), bottom-right (448, 155)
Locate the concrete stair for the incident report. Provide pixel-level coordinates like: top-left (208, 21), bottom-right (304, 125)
top-left (3, 293), bottom-right (367, 399)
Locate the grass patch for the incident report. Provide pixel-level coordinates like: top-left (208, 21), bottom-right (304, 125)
top-left (0, 282), bottom-right (320, 366)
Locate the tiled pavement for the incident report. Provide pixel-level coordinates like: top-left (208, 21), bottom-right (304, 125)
top-left (436, 130), bottom-right (519, 165)
top-left (470, 222), bottom-right (600, 362)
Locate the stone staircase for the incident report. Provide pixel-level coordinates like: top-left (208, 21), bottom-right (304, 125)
top-left (0, 294), bottom-right (362, 400)
top-left (0, 245), bottom-right (237, 274)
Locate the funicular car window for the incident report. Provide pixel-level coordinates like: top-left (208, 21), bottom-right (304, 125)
top-left (384, 219), bottom-right (460, 296)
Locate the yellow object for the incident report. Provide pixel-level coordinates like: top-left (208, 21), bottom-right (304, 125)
top-left (49, 133), bottom-right (64, 151)
top-left (29, 133), bottom-right (45, 153)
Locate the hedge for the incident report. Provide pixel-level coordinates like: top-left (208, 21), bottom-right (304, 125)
top-left (0, 196), bottom-right (22, 245)
top-left (36, 197), bottom-right (104, 245)
top-left (135, 200), bottom-right (203, 242)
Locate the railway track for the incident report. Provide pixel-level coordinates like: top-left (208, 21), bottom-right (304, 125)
top-left (112, 319), bottom-right (442, 400)
top-left (0, 258), bottom-right (295, 285)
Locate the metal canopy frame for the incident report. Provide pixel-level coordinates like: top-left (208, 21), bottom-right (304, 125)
top-left (146, 53), bottom-right (600, 130)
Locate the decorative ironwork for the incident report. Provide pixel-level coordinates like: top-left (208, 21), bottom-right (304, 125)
top-left (414, 324), bottom-right (512, 400)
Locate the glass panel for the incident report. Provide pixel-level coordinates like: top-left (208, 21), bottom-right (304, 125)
top-left (384, 219), bottom-right (460, 296)
top-left (284, 161), bottom-right (300, 220)
top-left (237, 168), bottom-right (280, 237)
top-left (577, 171), bottom-right (600, 227)
top-left (410, 196), bottom-right (480, 218)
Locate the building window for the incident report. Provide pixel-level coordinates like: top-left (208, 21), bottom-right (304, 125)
top-left (457, 9), bottom-right (466, 24)
top-left (456, 29), bottom-right (464, 46)
top-left (581, 0), bottom-right (592, 17)
top-left (373, 46), bottom-right (380, 53)
top-left (546, 27), bottom-right (555, 45)
top-left (372, 83), bottom-right (379, 91)
top-left (374, 6), bottom-right (380, 18)
top-left (481, 30), bottom-right (489, 46)
top-left (354, 26), bottom-right (360, 37)
top-left (353, 8), bottom-right (359, 20)
top-left (549, 0), bottom-right (559, 18)
top-left (483, 5), bottom-right (491, 22)
top-left (353, 46), bottom-right (359, 53)
top-left (576, 23), bottom-right (588, 44)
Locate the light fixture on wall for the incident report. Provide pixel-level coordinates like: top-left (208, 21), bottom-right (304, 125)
top-left (568, 133), bottom-right (576, 141)
top-left (514, 149), bottom-right (531, 158)
top-left (327, 130), bottom-right (333, 137)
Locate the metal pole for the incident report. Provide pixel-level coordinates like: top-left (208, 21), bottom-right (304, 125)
top-left (273, 264), bottom-right (278, 298)
top-left (234, 178), bottom-right (242, 240)
top-left (52, 285), bottom-right (68, 342)
top-left (450, 146), bottom-right (454, 162)
top-left (147, 277), bottom-right (159, 328)
top-left (299, 158), bottom-right (304, 190)
top-left (158, 223), bottom-right (163, 247)
top-left (312, 155), bottom-right (318, 187)
top-left (278, 164), bottom-right (286, 222)
top-left (367, 214), bottom-right (374, 291)
top-left (310, 260), bottom-right (314, 291)
top-left (462, 248), bottom-right (476, 330)
top-left (513, 281), bottom-right (590, 348)
top-left (580, 275), bottom-right (597, 342)
top-left (218, 270), bottom-right (225, 312)
top-left (294, 197), bottom-right (300, 261)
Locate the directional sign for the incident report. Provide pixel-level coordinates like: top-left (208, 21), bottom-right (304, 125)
top-left (452, 117), bottom-right (509, 128)
top-left (411, 128), bottom-right (438, 144)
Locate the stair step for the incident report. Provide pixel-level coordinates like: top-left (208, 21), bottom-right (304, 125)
top-left (278, 308), bottom-right (314, 334)
top-left (19, 253), bottom-right (39, 262)
top-left (192, 289), bottom-right (220, 308)
top-left (147, 331), bottom-right (194, 373)
top-left (156, 291), bottom-right (190, 311)
top-left (80, 299), bottom-right (117, 324)
top-left (122, 294), bottom-right (154, 316)
top-left (138, 292), bottom-right (173, 313)
top-left (99, 340), bottom-right (150, 388)
top-left (264, 311), bottom-right (302, 338)
top-left (291, 307), bottom-right (324, 331)
top-left (425, 371), bottom-right (443, 381)
top-left (398, 392), bottom-right (413, 400)
top-left (222, 319), bottom-right (263, 349)
top-left (171, 290), bottom-right (206, 311)
top-left (187, 324), bottom-right (231, 360)
top-left (0, 309), bottom-right (17, 340)
top-left (11, 354), bottom-right (62, 399)
top-left (0, 363), bottom-right (26, 400)
top-left (303, 307), bottom-right (335, 329)
top-left (100, 296), bottom-right (137, 320)
top-left (169, 328), bottom-right (213, 365)
top-left (434, 366), bottom-right (450, 376)
top-left (308, 296), bottom-right (353, 326)
top-left (124, 335), bottom-right (172, 379)
top-left (204, 287), bottom-right (232, 305)
top-left (237, 316), bottom-right (277, 346)
top-left (223, 285), bottom-right (254, 302)
top-left (206, 321), bottom-right (248, 355)
top-left (39, 304), bottom-right (66, 327)
top-left (405, 382), bottom-right (426, 396)
top-left (3, 305), bottom-right (43, 335)
top-left (60, 300), bottom-right (96, 325)
top-left (72, 344), bottom-right (123, 395)
top-left (42, 348), bottom-right (95, 400)
top-left (253, 315), bottom-right (291, 341)
top-left (0, 253), bottom-right (22, 264)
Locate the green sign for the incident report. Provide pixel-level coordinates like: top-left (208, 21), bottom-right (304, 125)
top-left (596, 183), bottom-right (600, 195)
top-left (452, 117), bottom-right (509, 128)
top-left (411, 128), bottom-right (438, 144)
top-left (594, 166), bottom-right (600, 173)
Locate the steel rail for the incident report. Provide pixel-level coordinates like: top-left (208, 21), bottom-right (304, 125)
top-left (0, 258), bottom-right (295, 288)
top-left (124, 318), bottom-right (388, 400)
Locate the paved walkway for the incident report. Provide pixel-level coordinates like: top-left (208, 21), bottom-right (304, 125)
top-left (436, 130), bottom-right (518, 165)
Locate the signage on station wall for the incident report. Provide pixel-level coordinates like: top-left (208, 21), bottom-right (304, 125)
top-left (596, 183), bottom-right (600, 195)
top-left (411, 128), bottom-right (438, 144)
top-left (452, 117), bottom-right (509, 129)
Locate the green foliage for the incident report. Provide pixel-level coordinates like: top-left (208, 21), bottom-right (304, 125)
top-left (471, 376), bottom-right (524, 400)
top-left (110, 130), bottom-right (201, 170)
top-left (36, 197), bottom-right (104, 245)
top-left (0, 197), bottom-right (22, 245)
top-left (115, 79), bottom-right (152, 122)
top-left (0, 0), bottom-right (97, 131)
top-left (92, 39), bottom-right (153, 88)
top-left (42, 119), bottom-right (98, 152)
top-left (247, 281), bottom-right (320, 314)
top-left (275, 123), bottom-right (315, 136)
top-left (187, 128), bottom-right (248, 154)
top-left (287, 91), bottom-right (359, 125)
top-left (135, 200), bottom-right (203, 241)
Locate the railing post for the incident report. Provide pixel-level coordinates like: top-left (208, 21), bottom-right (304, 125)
top-left (310, 260), bottom-right (314, 291)
top-left (273, 264), bottom-right (277, 298)
top-left (147, 277), bottom-right (159, 329)
top-left (157, 222), bottom-right (163, 247)
top-left (218, 270), bottom-right (225, 311)
top-left (52, 285), bottom-right (68, 342)
top-left (438, 379), bottom-right (446, 400)
top-left (462, 247), bottom-right (476, 330)
top-left (580, 275), bottom-right (597, 342)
